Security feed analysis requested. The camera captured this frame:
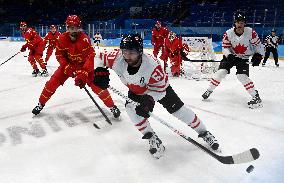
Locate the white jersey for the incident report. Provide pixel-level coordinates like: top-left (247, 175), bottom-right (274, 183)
top-left (222, 27), bottom-right (264, 59)
top-left (94, 34), bottom-right (102, 41)
top-left (96, 49), bottom-right (169, 101)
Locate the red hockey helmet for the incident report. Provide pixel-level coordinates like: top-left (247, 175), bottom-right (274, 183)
top-left (65, 15), bottom-right (81, 28)
top-left (50, 25), bottom-right (56, 29)
top-left (20, 22), bottom-right (27, 28)
top-left (155, 21), bottom-right (161, 28)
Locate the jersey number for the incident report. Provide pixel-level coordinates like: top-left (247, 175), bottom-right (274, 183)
top-left (151, 67), bottom-right (164, 82)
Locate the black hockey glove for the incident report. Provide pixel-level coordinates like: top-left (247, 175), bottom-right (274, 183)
top-left (93, 67), bottom-right (110, 90)
top-left (251, 53), bottom-right (263, 67)
top-left (135, 95), bottom-right (155, 118)
top-left (227, 54), bottom-right (236, 62)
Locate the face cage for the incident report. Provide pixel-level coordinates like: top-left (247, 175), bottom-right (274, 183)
top-left (121, 48), bottom-right (142, 55)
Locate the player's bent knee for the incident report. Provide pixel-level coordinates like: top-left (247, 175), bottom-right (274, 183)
top-left (216, 69), bottom-right (228, 79)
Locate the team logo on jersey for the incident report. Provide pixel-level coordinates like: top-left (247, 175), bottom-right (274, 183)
top-left (233, 43), bottom-right (247, 54)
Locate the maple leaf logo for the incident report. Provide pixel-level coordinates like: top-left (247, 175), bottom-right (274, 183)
top-left (233, 44), bottom-right (247, 54)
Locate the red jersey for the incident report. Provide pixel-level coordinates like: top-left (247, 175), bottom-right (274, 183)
top-left (151, 27), bottom-right (169, 45)
top-left (164, 37), bottom-right (183, 57)
top-left (55, 32), bottom-right (95, 73)
top-left (44, 31), bottom-right (61, 47)
top-left (21, 28), bottom-right (43, 49)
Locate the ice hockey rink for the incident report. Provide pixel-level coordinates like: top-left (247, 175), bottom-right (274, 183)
top-left (0, 41), bottom-right (284, 183)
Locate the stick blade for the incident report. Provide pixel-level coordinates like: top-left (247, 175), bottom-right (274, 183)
top-left (93, 123), bottom-right (100, 129)
top-left (219, 148), bottom-right (260, 164)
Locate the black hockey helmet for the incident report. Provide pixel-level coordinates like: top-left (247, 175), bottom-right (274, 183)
top-left (234, 11), bottom-right (246, 23)
top-left (120, 34), bottom-right (143, 54)
top-left (271, 29), bottom-right (276, 32)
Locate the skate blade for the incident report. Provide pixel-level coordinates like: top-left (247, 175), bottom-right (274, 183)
top-left (112, 116), bottom-right (122, 121)
top-left (248, 103), bottom-right (263, 109)
top-left (151, 146), bottom-right (165, 159)
top-left (40, 74), bottom-right (49, 77)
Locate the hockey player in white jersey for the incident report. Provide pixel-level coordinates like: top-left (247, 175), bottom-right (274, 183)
top-left (93, 34), bottom-right (219, 159)
top-left (202, 12), bottom-right (264, 109)
top-left (93, 32), bottom-right (102, 48)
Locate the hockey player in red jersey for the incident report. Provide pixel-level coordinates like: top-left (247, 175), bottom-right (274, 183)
top-left (151, 21), bottom-right (169, 59)
top-left (202, 12), bottom-right (264, 109)
top-left (93, 34), bottom-right (219, 159)
top-left (44, 25), bottom-right (61, 64)
top-left (20, 22), bottom-right (48, 77)
top-left (32, 15), bottom-right (120, 118)
top-left (161, 31), bottom-right (183, 76)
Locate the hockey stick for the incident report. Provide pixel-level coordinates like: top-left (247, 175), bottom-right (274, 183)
top-left (83, 86), bottom-right (112, 128)
top-left (0, 51), bottom-right (21, 67)
top-left (108, 86), bottom-right (260, 164)
top-left (183, 59), bottom-right (222, 63)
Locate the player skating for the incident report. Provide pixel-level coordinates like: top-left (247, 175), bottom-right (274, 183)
top-left (93, 34), bottom-right (219, 159)
top-left (32, 15), bottom-right (120, 119)
top-left (43, 25), bottom-right (61, 65)
top-left (93, 32), bottom-right (102, 48)
top-left (202, 12), bottom-right (264, 109)
top-left (151, 21), bottom-right (169, 69)
top-left (160, 31), bottom-right (184, 76)
top-left (20, 22), bottom-right (48, 77)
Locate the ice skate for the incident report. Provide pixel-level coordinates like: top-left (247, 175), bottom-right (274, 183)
top-left (32, 69), bottom-right (40, 77)
top-left (248, 90), bottom-right (263, 109)
top-left (40, 69), bottom-right (49, 77)
top-left (32, 103), bottom-right (44, 115)
top-left (142, 132), bottom-right (165, 159)
top-left (110, 105), bottom-right (121, 119)
top-left (202, 90), bottom-right (213, 100)
top-left (198, 131), bottom-right (219, 150)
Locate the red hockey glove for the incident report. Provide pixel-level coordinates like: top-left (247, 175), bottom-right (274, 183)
top-left (20, 44), bottom-right (28, 52)
top-left (74, 70), bottom-right (88, 89)
top-left (251, 53), bottom-right (263, 67)
top-left (63, 64), bottom-right (75, 77)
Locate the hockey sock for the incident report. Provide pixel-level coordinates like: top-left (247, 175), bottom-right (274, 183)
top-left (28, 58), bottom-right (38, 70)
top-left (34, 56), bottom-right (46, 69)
top-left (172, 105), bottom-right (207, 134)
top-left (125, 103), bottom-right (154, 134)
top-left (237, 74), bottom-right (256, 97)
top-left (208, 69), bottom-right (227, 91)
top-left (90, 84), bottom-right (114, 108)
